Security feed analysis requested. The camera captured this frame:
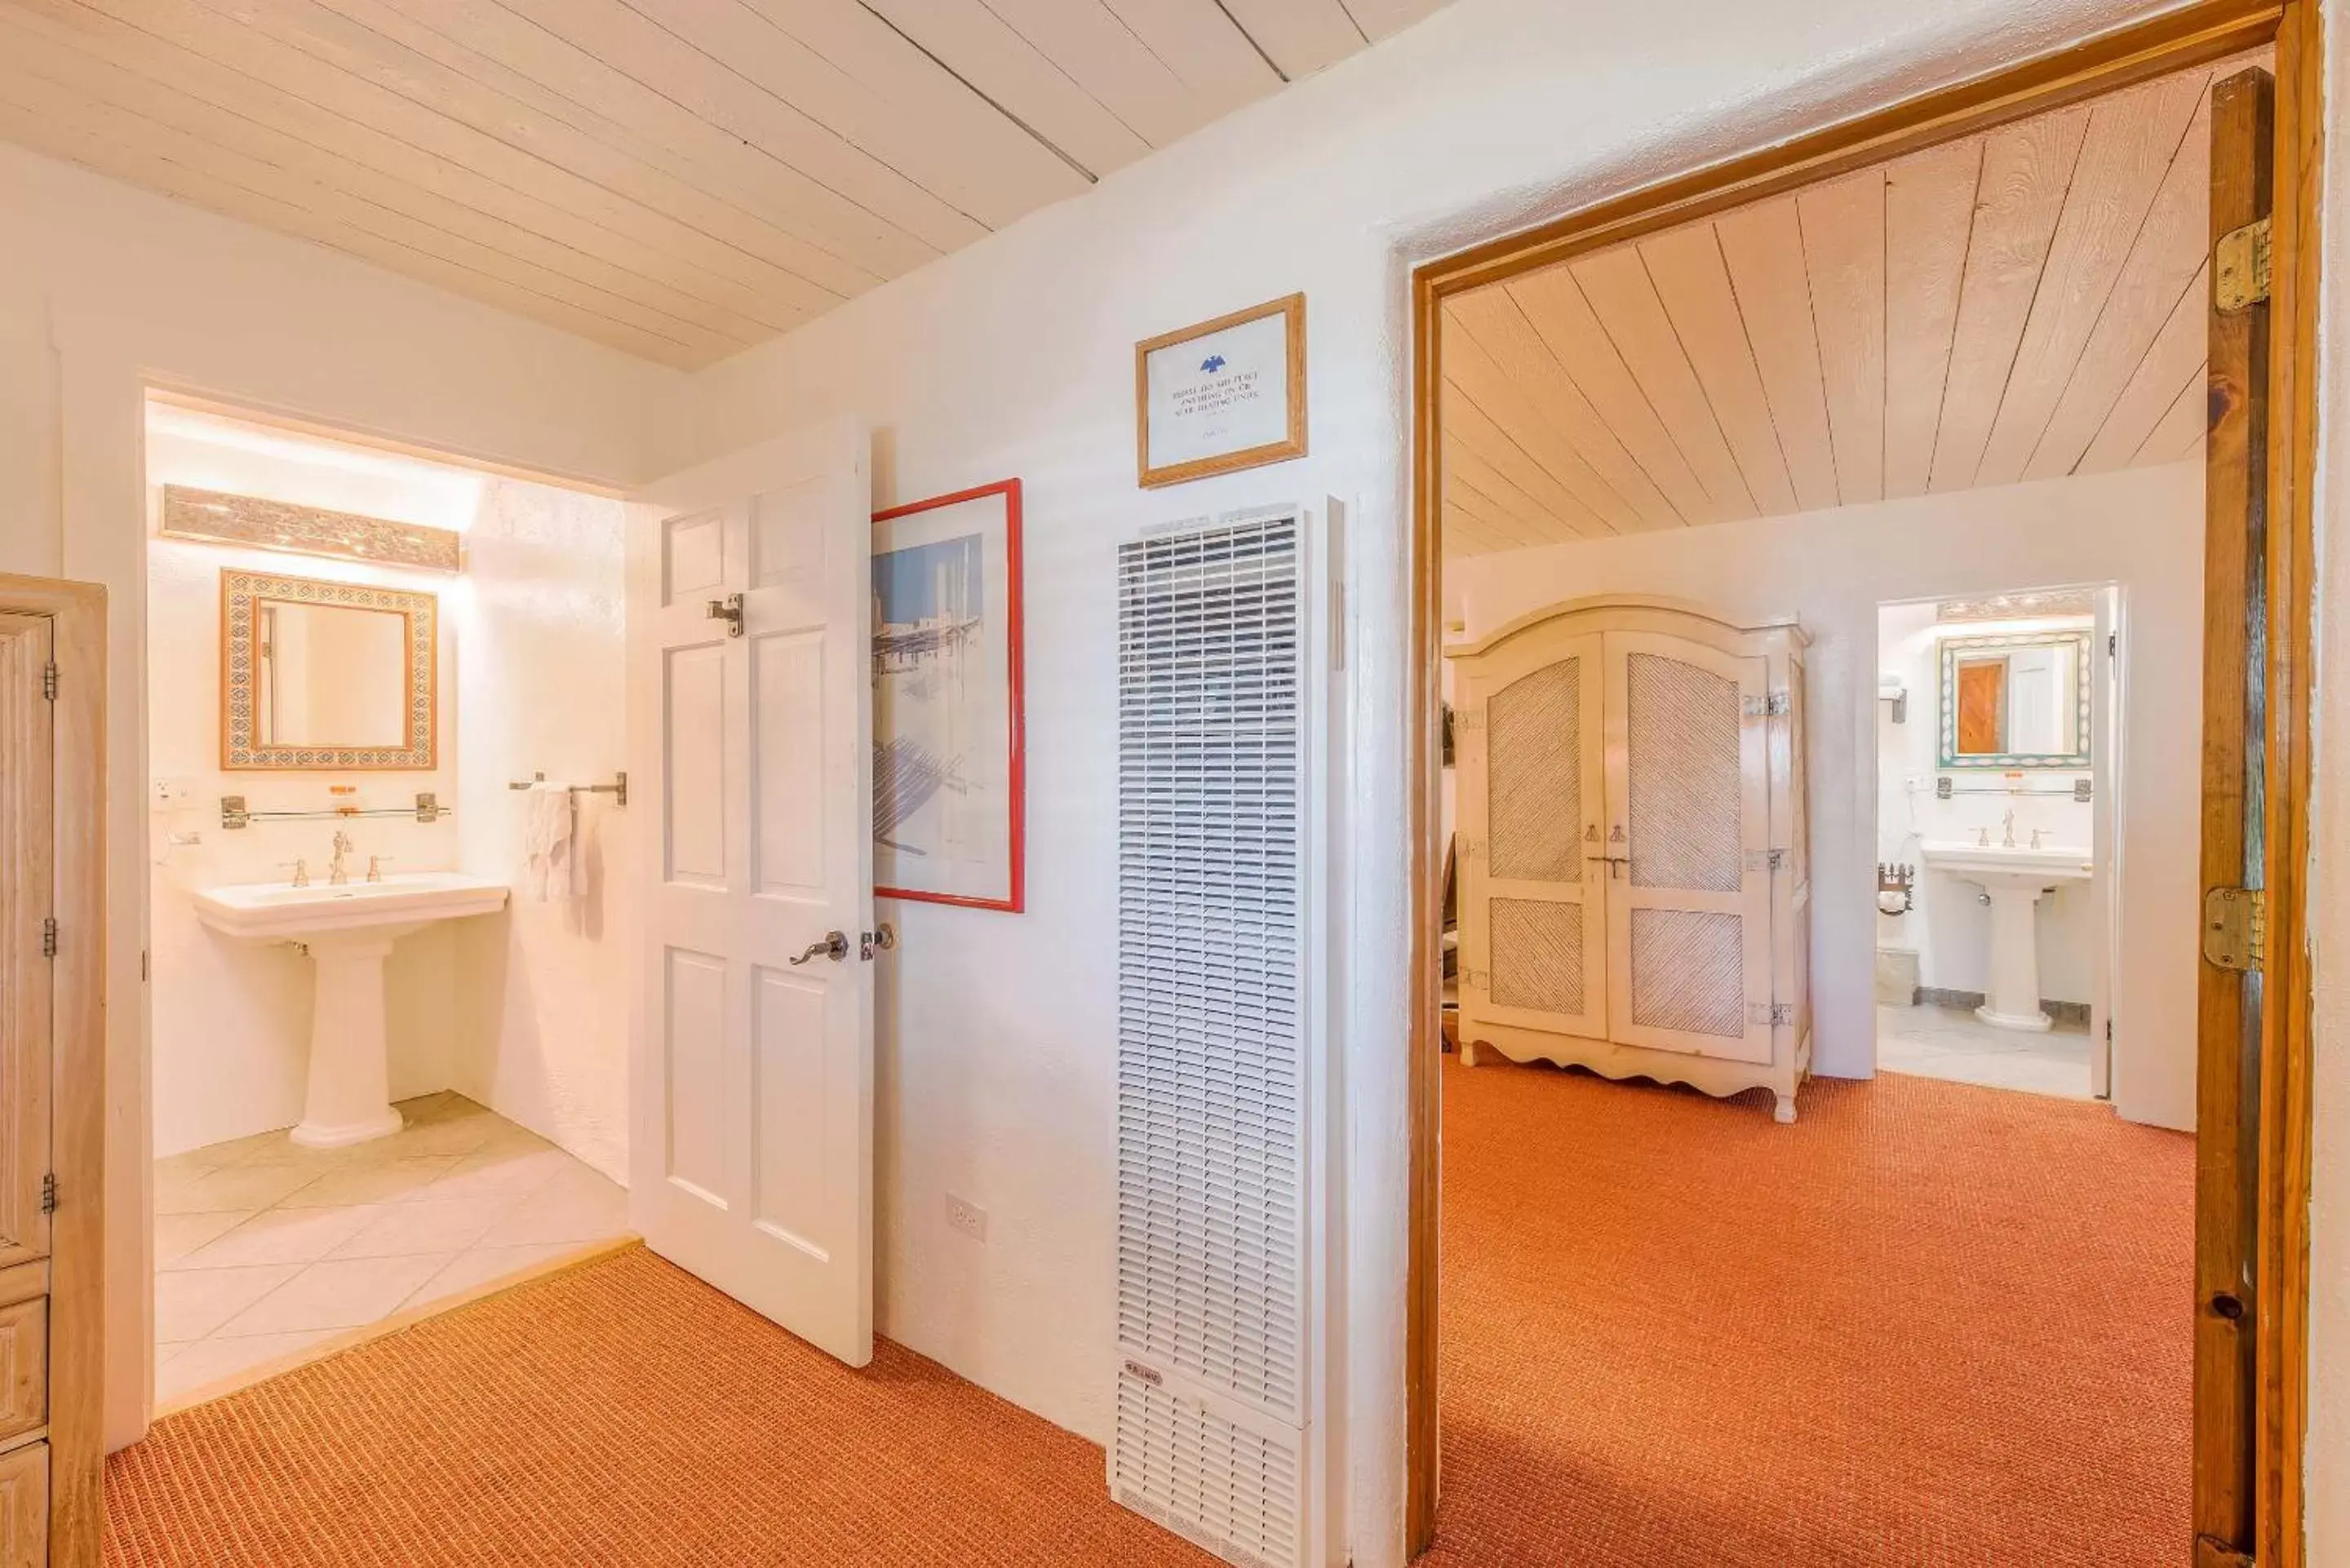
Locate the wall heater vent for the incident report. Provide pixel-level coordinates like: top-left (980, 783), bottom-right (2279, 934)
top-left (1112, 512), bottom-right (1310, 1568)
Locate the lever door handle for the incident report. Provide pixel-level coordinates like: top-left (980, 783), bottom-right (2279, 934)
top-left (789, 930), bottom-right (849, 965)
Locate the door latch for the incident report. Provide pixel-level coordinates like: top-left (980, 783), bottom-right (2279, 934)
top-left (705, 593), bottom-right (745, 637)
top-left (788, 930), bottom-right (849, 965)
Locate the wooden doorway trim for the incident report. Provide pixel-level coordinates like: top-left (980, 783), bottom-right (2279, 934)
top-left (1402, 1), bottom-right (2321, 1560)
top-left (0, 574), bottom-right (107, 1566)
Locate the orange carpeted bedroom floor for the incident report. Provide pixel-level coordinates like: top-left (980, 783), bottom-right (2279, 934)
top-left (105, 1058), bottom-right (2193, 1566)
top-left (1424, 1053), bottom-right (2196, 1567)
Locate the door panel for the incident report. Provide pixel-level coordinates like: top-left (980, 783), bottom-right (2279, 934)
top-left (630, 423), bottom-right (875, 1368)
top-left (1604, 631), bottom-right (1773, 1063)
top-left (1459, 634), bottom-right (1608, 1039)
top-left (0, 1442), bottom-right (45, 1568)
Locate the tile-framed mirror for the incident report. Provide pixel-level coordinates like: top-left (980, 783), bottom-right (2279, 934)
top-left (220, 568), bottom-right (437, 769)
top-left (1936, 628), bottom-right (2091, 770)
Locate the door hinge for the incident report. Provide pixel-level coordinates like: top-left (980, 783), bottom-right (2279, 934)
top-left (1749, 1001), bottom-right (1794, 1027)
top-left (1745, 848), bottom-right (1789, 872)
top-left (1742, 691), bottom-right (1791, 719)
top-left (40, 917), bottom-right (56, 959)
top-left (38, 1173), bottom-right (55, 1215)
top-left (41, 661), bottom-right (57, 702)
top-left (2108, 631), bottom-right (2117, 658)
top-left (2215, 215), bottom-right (2272, 312)
top-left (2202, 886), bottom-right (2265, 972)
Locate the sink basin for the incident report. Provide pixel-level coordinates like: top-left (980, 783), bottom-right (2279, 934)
top-left (1920, 842), bottom-right (2093, 1034)
top-left (192, 870), bottom-right (508, 942)
top-left (1919, 843), bottom-right (2092, 885)
top-left (193, 871), bottom-right (508, 1147)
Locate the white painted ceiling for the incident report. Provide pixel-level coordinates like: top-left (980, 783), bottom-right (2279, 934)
top-left (0, 0), bottom-right (1448, 368)
top-left (1439, 55), bottom-right (2257, 560)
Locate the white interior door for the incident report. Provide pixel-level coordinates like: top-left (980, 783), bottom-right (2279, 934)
top-left (1459, 635), bottom-right (1609, 1039)
top-left (1603, 631), bottom-right (1775, 1064)
top-left (627, 421), bottom-right (876, 1366)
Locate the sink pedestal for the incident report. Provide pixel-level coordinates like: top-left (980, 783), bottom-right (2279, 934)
top-left (1977, 884), bottom-right (2055, 1033)
top-left (292, 928), bottom-right (420, 1148)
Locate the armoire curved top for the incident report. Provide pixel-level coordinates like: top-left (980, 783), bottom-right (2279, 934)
top-left (1442, 592), bottom-right (1807, 661)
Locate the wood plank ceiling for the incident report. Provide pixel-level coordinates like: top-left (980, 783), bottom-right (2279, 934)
top-left (0, 0), bottom-right (1448, 368)
top-left (1439, 56), bottom-right (2256, 560)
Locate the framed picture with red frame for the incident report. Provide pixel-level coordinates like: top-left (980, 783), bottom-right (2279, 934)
top-left (871, 479), bottom-right (1025, 912)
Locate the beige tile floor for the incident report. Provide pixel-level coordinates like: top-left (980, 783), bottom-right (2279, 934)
top-left (154, 1092), bottom-right (631, 1410)
top-left (1877, 1002), bottom-right (2096, 1100)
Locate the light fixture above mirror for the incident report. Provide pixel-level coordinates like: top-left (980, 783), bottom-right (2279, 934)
top-left (164, 485), bottom-right (462, 574)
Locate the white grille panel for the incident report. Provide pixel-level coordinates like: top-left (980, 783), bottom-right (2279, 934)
top-left (1629, 907), bottom-right (1747, 1038)
top-left (1626, 651), bottom-right (1742, 893)
top-left (1115, 513), bottom-right (1307, 1566)
top-left (1488, 658), bottom-right (1582, 882)
top-left (1115, 1372), bottom-right (1301, 1568)
top-left (1488, 897), bottom-right (1585, 1016)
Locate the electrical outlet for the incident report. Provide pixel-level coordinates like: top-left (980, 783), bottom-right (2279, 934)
top-left (945, 1194), bottom-right (987, 1242)
top-left (153, 776), bottom-right (193, 805)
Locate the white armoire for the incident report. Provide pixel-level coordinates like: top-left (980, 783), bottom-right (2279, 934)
top-left (1447, 596), bottom-right (1813, 1122)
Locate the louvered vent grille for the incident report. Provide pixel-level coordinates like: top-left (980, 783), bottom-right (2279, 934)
top-left (1115, 514), bottom-right (1307, 1513)
top-left (1114, 1371), bottom-right (1300, 1568)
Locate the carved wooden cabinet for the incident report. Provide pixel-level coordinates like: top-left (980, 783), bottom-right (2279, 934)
top-left (1447, 596), bottom-right (1813, 1122)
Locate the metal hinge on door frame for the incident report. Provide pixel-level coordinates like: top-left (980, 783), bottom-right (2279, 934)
top-left (2215, 214), bottom-right (2272, 311)
top-left (1741, 691), bottom-right (1791, 719)
top-left (1745, 848), bottom-right (1789, 872)
top-left (1749, 1000), bottom-right (1794, 1027)
top-left (2202, 885), bottom-right (2265, 972)
top-left (41, 660), bottom-right (56, 702)
top-left (38, 1174), bottom-right (55, 1215)
top-left (41, 917), bottom-right (56, 959)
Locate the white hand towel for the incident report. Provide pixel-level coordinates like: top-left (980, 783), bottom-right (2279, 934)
top-left (522, 782), bottom-right (573, 903)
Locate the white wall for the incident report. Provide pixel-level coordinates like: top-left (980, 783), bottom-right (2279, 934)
top-left (1443, 466), bottom-right (2201, 1127)
top-left (1874, 604), bottom-right (2099, 1006)
top-left (672, 1), bottom-right (2210, 1554)
top-left (451, 478), bottom-right (632, 1185)
top-left (0, 135), bottom-right (686, 1451)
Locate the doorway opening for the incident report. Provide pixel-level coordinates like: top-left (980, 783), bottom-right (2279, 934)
top-left (1408, 6), bottom-right (2318, 1565)
top-left (139, 394), bottom-right (635, 1415)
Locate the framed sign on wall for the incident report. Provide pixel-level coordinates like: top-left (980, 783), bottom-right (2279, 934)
top-left (1134, 292), bottom-right (1306, 488)
top-left (871, 479), bottom-right (1026, 912)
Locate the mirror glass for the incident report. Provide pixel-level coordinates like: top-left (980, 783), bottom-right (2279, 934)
top-left (222, 569), bottom-right (437, 770)
top-left (1938, 630), bottom-right (2090, 768)
top-left (257, 600), bottom-right (410, 746)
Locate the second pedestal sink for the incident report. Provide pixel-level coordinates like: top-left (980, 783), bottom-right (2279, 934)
top-left (192, 872), bottom-right (509, 1146)
top-left (1921, 842), bottom-right (2092, 1031)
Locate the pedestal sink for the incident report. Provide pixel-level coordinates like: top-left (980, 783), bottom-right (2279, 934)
top-left (192, 873), bottom-right (509, 1146)
top-left (1920, 843), bottom-right (2092, 1032)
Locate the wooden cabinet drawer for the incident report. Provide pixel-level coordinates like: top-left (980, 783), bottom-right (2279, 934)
top-left (0, 1440), bottom-right (44, 1568)
top-left (0, 1299), bottom-right (43, 1447)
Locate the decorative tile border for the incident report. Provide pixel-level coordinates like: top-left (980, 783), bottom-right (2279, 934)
top-left (164, 485), bottom-right (462, 574)
top-left (222, 569), bottom-right (437, 771)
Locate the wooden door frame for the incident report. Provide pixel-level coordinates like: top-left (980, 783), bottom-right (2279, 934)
top-left (1401, 2), bottom-right (2322, 1561)
top-left (0, 573), bottom-right (107, 1566)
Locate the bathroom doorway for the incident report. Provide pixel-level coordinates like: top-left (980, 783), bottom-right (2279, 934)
top-left (139, 395), bottom-right (638, 1416)
top-left (1873, 587), bottom-right (2126, 1106)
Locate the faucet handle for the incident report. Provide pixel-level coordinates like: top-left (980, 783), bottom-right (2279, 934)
top-left (366, 854), bottom-right (392, 884)
top-left (280, 858), bottom-right (309, 888)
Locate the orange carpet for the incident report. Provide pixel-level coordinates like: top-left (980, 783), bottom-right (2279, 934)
top-left (1426, 1055), bottom-right (2195, 1567)
top-left (105, 1244), bottom-right (1215, 1567)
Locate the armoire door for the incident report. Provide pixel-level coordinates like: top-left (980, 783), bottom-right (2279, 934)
top-left (1602, 631), bottom-right (1774, 1064)
top-left (1460, 633), bottom-right (1608, 1039)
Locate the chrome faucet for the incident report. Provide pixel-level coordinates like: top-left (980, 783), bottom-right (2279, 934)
top-left (2002, 809), bottom-right (2016, 849)
top-left (328, 830), bottom-right (354, 887)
